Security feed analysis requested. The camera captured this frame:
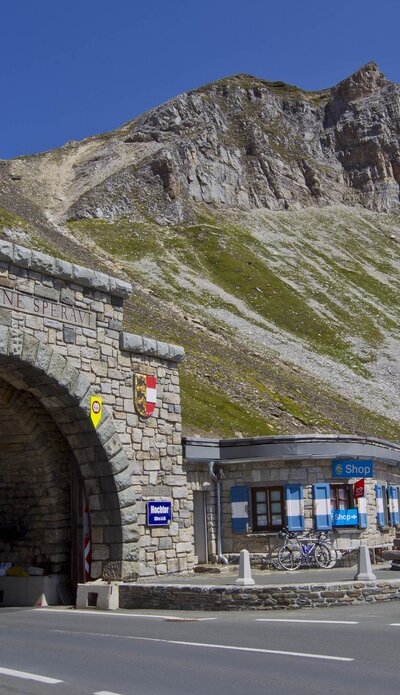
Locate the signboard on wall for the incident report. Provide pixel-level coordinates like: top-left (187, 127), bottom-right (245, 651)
top-left (353, 479), bottom-right (365, 499)
top-left (0, 287), bottom-right (96, 328)
top-left (134, 374), bottom-right (157, 417)
top-left (90, 396), bottom-right (103, 429)
top-left (331, 509), bottom-right (359, 526)
top-left (147, 501), bottom-right (172, 527)
top-left (332, 460), bottom-right (373, 479)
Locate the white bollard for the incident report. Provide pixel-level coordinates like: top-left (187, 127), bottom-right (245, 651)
top-left (354, 542), bottom-right (377, 581)
top-left (235, 549), bottom-right (255, 586)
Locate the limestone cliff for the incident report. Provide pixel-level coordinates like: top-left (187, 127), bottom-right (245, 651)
top-left (1, 62), bottom-right (400, 227)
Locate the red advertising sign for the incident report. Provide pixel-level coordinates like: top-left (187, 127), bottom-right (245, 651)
top-left (353, 478), bottom-right (365, 499)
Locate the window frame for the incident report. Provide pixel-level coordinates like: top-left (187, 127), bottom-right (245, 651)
top-left (330, 483), bottom-right (358, 527)
top-left (330, 483), bottom-right (353, 511)
top-left (384, 485), bottom-right (390, 526)
top-left (251, 485), bottom-right (285, 533)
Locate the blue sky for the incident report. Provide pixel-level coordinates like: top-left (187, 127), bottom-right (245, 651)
top-left (1, 0), bottom-right (399, 159)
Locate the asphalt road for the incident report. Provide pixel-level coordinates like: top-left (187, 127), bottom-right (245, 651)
top-left (0, 602), bottom-right (400, 694)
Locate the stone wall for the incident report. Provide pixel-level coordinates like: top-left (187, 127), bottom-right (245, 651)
top-left (119, 337), bottom-right (193, 577)
top-left (120, 579), bottom-right (400, 611)
top-left (0, 241), bottom-right (193, 580)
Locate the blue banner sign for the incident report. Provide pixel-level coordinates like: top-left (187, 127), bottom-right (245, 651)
top-left (331, 508), bottom-right (359, 526)
top-left (147, 501), bottom-right (172, 527)
top-left (332, 459), bottom-right (373, 478)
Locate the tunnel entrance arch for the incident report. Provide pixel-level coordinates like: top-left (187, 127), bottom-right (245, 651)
top-left (0, 328), bottom-right (135, 584)
top-left (0, 378), bottom-right (73, 579)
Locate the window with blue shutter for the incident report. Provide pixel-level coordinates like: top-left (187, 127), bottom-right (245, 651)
top-left (375, 484), bottom-right (385, 528)
top-left (312, 483), bottom-right (332, 530)
top-left (285, 484), bottom-right (304, 531)
top-left (230, 485), bottom-right (249, 533)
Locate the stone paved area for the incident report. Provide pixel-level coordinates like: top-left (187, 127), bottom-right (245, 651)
top-left (138, 563), bottom-right (399, 586)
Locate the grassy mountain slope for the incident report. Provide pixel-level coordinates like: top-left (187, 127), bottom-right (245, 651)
top-left (2, 203), bottom-right (400, 440)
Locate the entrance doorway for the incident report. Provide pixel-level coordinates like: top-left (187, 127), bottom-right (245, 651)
top-left (0, 379), bottom-right (89, 595)
top-left (193, 491), bottom-right (208, 564)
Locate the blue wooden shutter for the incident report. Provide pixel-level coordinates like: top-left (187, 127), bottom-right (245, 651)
top-left (375, 484), bottom-right (385, 527)
top-left (312, 483), bottom-right (332, 530)
top-left (388, 485), bottom-right (399, 526)
top-left (285, 484), bottom-right (304, 531)
top-left (230, 485), bottom-right (249, 533)
top-left (357, 496), bottom-right (368, 528)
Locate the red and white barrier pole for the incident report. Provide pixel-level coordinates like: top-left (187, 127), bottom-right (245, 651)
top-left (82, 494), bottom-right (91, 582)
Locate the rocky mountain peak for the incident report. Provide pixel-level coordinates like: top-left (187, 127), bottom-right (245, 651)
top-left (1, 63), bottom-right (399, 229)
top-left (335, 61), bottom-right (388, 101)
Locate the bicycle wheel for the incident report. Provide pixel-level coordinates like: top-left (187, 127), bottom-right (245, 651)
top-left (313, 542), bottom-right (333, 568)
top-left (265, 547), bottom-right (280, 569)
top-left (278, 544), bottom-right (302, 570)
top-left (324, 545), bottom-right (338, 569)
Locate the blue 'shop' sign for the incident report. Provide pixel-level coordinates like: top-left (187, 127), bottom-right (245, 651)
top-left (331, 509), bottom-right (359, 526)
top-left (332, 460), bottom-right (373, 478)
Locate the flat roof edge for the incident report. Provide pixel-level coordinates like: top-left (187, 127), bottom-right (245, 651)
top-left (183, 434), bottom-right (400, 465)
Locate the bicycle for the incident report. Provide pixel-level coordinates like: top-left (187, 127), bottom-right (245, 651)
top-left (276, 528), bottom-right (336, 570)
top-left (314, 530), bottom-right (338, 568)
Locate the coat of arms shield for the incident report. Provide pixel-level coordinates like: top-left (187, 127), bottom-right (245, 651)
top-left (134, 374), bottom-right (157, 417)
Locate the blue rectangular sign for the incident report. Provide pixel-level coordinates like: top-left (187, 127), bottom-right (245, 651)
top-left (331, 508), bottom-right (359, 526)
top-left (147, 501), bottom-right (172, 527)
top-left (332, 459), bottom-right (373, 478)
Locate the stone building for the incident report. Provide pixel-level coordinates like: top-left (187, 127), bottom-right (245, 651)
top-left (0, 240), bottom-right (194, 585)
top-left (184, 435), bottom-right (400, 563)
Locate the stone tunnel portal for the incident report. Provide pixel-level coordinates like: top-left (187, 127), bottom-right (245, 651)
top-left (0, 240), bottom-right (193, 587)
top-left (0, 344), bottom-right (125, 589)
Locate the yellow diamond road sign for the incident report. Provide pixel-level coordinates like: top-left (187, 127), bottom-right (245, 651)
top-left (90, 396), bottom-right (103, 429)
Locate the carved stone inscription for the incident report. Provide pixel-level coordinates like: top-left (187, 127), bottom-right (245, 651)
top-left (0, 288), bottom-right (96, 329)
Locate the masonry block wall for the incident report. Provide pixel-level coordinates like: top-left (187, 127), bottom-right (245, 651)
top-left (0, 241), bottom-right (194, 580)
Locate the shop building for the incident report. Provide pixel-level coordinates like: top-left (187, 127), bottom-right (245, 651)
top-left (183, 435), bottom-right (400, 563)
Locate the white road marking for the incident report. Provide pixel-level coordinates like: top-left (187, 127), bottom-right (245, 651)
top-left (389, 623), bottom-right (400, 626)
top-left (34, 608), bottom-right (216, 621)
top-left (51, 629), bottom-right (353, 662)
top-left (256, 619), bottom-right (358, 624)
top-left (167, 640), bottom-right (353, 661)
top-left (0, 666), bottom-right (62, 684)
top-left (94, 692), bottom-right (123, 695)
top-left (164, 617), bottom-right (216, 622)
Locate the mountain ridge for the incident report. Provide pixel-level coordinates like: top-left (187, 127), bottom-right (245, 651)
top-left (1, 64), bottom-right (400, 440)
